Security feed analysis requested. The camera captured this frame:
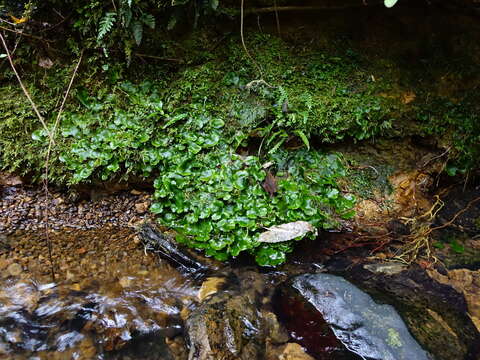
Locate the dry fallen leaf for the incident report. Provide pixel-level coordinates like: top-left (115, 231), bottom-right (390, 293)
top-left (258, 221), bottom-right (316, 243)
top-left (402, 92), bottom-right (416, 104)
top-left (262, 171), bottom-right (277, 197)
top-left (39, 58), bottom-right (54, 69)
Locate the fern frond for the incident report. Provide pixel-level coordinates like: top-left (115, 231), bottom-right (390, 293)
top-left (97, 12), bottom-right (117, 42)
top-left (131, 21), bottom-right (143, 45)
top-left (141, 14), bottom-right (155, 29)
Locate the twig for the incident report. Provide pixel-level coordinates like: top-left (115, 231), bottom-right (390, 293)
top-left (273, 0), bottom-right (281, 37)
top-left (38, 13), bottom-right (73, 33)
top-left (351, 165), bottom-right (380, 176)
top-left (134, 53), bottom-right (183, 62)
top-left (421, 147), bottom-right (451, 168)
top-left (0, 31), bottom-right (53, 142)
top-left (429, 196), bottom-right (480, 233)
top-left (0, 25), bottom-right (54, 42)
top-left (240, 0), bottom-right (264, 79)
top-left (245, 3), bottom-right (382, 14)
top-left (43, 50), bottom-right (84, 282)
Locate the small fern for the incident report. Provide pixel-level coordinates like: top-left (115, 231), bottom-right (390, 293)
top-left (141, 14), bottom-right (155, 29)
top-left (97, 12), bottom-right (117, 42)
top-left (131, 21), bottom-right (143, 45)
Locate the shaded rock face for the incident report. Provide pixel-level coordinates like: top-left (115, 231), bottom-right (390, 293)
top-left (427, 268), bottom-right (480, 332)
top-left (276, 273), bottom-right (430, 360)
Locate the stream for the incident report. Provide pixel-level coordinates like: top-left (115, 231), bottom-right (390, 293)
top-left (0, 229), bottom-right (197, 359)
top-left (0, 183), bottom-right (479, 359)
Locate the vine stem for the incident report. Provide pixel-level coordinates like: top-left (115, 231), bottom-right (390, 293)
top-left (240, 0), bottom-right (263, 79)
top-left (43, 50), bottom-right (84, 282)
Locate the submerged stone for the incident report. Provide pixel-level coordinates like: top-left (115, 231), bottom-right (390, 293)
top-left (279, 273), bottom-right (430, 360)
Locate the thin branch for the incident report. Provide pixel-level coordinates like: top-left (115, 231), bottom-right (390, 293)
top-left (429, 196), bottom-right (480, 232)
top-left (0, 25), bottom-right (54, 42)
top-left (241, 0), bottom-right (264, 78)
top-left (273, 0), bottom-right (281, 37)
top-left (245, 3), bottom-right (380, 14)
top-left (134, 53), bottom-right (184, 62)
top-left (43, 50), bottom-right (84, 282)
top-left (0, 31), bottom-right (53, 142)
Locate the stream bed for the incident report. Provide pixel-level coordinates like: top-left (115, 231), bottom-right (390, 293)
top-left (0, 229), bottom-right (197, 359)
top-left (1, 184), bottom-right (479, 359)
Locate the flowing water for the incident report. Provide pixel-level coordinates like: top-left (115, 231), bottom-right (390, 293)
top-left (0, 229), bottom-right (197, 359)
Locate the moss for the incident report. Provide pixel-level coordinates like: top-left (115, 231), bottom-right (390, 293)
top-left (1, 26), bottom-right (478, 185)
top-left (386, 328), bottom-right (402, 348)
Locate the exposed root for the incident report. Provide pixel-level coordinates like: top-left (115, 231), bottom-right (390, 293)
top-left (240, 0), bottom-right (274, 89)
top-left (393, 195), bottom-right (444, 264)
top-left (393, 195), bottom-right (480, 265)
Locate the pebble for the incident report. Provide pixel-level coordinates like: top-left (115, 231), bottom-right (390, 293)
top-left (0, 184), bottom-right (151, 233)
top-left (0, 258), bottom-right (10, 270)
top-left (7, 263), bottom-right (22, 276)
top-left (119, 276), bottom-right (132, 288)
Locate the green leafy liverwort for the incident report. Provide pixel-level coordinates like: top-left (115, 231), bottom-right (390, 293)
top-left (33, 81), bottom-right (355, 266)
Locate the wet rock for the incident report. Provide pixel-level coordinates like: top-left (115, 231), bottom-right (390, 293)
top-left (263, 311), bottom-right (289, 344)
top-left (363, 262), bottom-right (407, 276)
top-left (428, 268), bottom-right (480, 332)
top-left (276, 273), bottom-right (430, 360)
top-left (329, 261), bottom-right (480, 360)
top-left (198, 277), bottom-right (226, 301)
top-left (186, 291), bottom-right (266, 360)
top-left (186, 270), bottom-right (288, 360)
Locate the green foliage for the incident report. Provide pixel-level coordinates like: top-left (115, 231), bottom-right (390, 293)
top-left (153, 148), bottom-right (354, 266)
top-left (97, 12), bottom-right (117, 42)
top-left (347, 163), bottom-right (394, 200)
top-left (222, 35), bottom-right (396, 144)
top-left (33, 81), bottom-right (166, 183)
top-left (159, 34), bottom-right (397, 148)
top-left (0, 83), bottom-right (69, 182)
top-left (0, 0), bottom-right (223, 62)
top-left (31, 81), bottom-right (354, 266)
top-left (419, 99), bottom-right (480, 174)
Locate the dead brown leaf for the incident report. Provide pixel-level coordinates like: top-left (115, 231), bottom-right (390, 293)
top-left (262, 171), bottom-right (277, 197)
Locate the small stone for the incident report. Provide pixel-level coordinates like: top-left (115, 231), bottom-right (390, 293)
top-left (277, 343), bottom-right (314, 360)
top-left (119, 276), bottom-right (132, 288)
top-left (134, 202), bottom-right (148, 214)
top-left (180, 306), bottom-right (190, 321)
top-left (198, 277), bottom-right (225, 301)
top-left (132, 236), bottom-right (141, 245)
top-left (70, 283), bottom-right (81, 291)
top-left (7, 263), bottom-right (22, 276)
top-left (130, 189), bottom-right (142, 195)
top-left (0, 258), bottom-right (10, 270)
top-left (66, 271), bottom-right (75, 280)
